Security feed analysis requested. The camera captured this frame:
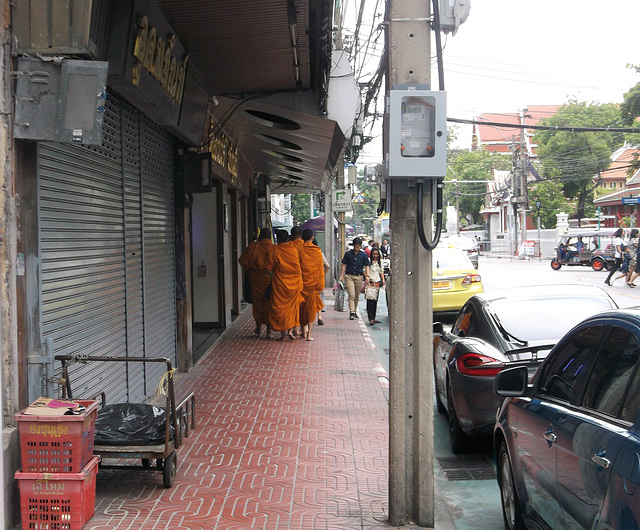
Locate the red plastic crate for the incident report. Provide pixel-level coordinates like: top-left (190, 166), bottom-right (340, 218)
top-left (15, 456), bottom-right (99, 530)
top-left (16, 400), bottom-right (99, 473)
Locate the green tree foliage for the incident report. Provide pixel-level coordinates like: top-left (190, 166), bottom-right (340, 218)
top-left (529, 177), bottom-right (575, 229)
top-left (620, 64), bottom-right (640, 169)
top-left (290, 193), bottom-right (311, 225)
top-left (351, 182), bottom-right (380, 237)
top-left (534, 99), bottom-right (624, 222)
top-left (446, 149), bottom-right (510, 227)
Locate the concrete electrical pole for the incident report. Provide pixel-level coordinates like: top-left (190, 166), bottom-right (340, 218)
top-left (387, 0), bottom-right (435, 526)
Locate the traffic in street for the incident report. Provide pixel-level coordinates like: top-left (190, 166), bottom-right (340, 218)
top-left (360, 254), bottom-right (640, 529)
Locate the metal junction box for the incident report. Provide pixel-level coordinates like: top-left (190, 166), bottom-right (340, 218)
top-left (14, 57), bottom-right (108, 145)
top-left (387, 90), bottom-right (447, 178)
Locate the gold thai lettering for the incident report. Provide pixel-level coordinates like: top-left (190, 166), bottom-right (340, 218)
top-left (228, 145), bottom-right (238, 178)
top-left (132, 16), bottom-right (189, 105)
top-left (133, 16), bottom-right (148, 63)
top-left (208, 129), bottom-right (239, 178)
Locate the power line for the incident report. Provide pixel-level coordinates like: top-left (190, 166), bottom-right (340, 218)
top-left (448, 117), bottom-right (640, 134)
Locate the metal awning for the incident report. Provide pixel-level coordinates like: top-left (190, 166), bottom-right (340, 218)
top-left (157, 0), bottom-right (344, 192)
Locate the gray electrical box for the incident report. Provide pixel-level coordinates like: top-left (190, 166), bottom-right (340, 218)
top-left (439, 0), bottom-right (471, 36)
top-left (14, 58), bottom-right (108, 145)
top-left (387, 90), bottom-right (447, 178)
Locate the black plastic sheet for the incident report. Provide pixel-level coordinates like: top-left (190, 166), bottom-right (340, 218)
top-left (94, 403), bottom-right (171, 446)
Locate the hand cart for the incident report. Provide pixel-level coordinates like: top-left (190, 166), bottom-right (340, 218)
top-left (55, 355), bottom-right (196, 488)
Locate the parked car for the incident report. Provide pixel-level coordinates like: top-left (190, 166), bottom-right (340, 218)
top-left (439, 235), bottom-right (479, 269)
top-left (432, 247), bottom-right (483, 313)
top-left (433, 284), bottom-right (618, 453)
top-left (494, 308), bottom-right (640, 530)
top-left (550, 230), bottom-right (615, 271)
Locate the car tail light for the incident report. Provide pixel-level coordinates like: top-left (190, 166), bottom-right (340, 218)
top-left (456, 353), bottom-right (505, 376)
top-left (461, 273), bottom-right (481, 286)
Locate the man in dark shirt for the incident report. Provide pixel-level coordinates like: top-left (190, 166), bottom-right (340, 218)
top-left (339, 237), bottom-right (371, 320)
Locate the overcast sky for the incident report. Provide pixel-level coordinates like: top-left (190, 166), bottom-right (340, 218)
top-left (349, 0), bottom-right (640, 161)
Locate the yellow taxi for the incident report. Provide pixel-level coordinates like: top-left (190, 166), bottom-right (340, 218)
top-left (432, 247), bottom-right (483, 312)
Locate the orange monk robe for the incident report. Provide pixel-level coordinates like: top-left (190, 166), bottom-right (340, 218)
top-left (299, 241), bottom-right (325, 327)
top-left (267, 242), bottom-right (304, 332)
top-left (238, 239), bottom-right (273, 325)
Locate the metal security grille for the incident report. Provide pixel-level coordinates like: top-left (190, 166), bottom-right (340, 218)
top-left (140, 114), bottom-right (176, 394)
top-left (38, 92), bottom-right (176, 403)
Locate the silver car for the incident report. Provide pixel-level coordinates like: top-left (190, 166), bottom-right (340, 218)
top-left (433, 284), bottom-right (618, 453)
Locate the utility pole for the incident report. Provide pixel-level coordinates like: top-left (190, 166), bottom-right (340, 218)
top-left (520, 108), bottom-right (528, 250)
top-left (387, 0), bottom-right (434, 526)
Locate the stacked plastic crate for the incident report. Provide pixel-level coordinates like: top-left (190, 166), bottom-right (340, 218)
top-left (14, 398), bottom-right (99, 530)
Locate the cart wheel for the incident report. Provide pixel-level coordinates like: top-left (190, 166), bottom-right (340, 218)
top-left (163, 450), bottom-right (177, 488)
top-left (141, 458), bottom-right (152, 468)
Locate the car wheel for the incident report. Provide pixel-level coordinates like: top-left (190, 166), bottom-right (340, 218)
top-left (498, 441), bottom-right (525, 530)
top-left (436, 386), bottom-right (447, 414)
top-left (447, 379), bottom-right (469, 453)
top-left (591, 258), bottom-right (605, 271)
top-left (550, 259), bottom-right (562, 270)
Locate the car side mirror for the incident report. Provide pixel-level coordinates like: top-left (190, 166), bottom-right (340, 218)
top-left (495, 366), bottom-right (528, 397)
top-left (433, 322), bottom-right (444, 337)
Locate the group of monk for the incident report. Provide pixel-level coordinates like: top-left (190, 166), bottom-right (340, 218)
top-left (239, 226), bottom-right (328, 342)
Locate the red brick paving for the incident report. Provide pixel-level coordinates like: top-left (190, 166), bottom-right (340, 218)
top-left (88, 300), bottom-right (398, 530)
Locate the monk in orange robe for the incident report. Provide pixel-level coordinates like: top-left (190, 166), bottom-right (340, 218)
top-left (267, 230), bottom-right (304, 340)
top-left (238, 228), bottom-right (273, 337)
top-left (299, 229), bottom-right (325, 341)
top-left (289, 226), bottom-right (305, 336)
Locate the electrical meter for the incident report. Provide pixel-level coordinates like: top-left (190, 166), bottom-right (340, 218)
top-left (387, 89), bottom-right (447, 178)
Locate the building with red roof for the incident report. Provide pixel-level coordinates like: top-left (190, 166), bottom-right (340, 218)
top-left (472, 105), bottom-right (561, 155)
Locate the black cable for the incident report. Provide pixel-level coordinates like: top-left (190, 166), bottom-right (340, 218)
top-left (414, 0), bottom-right (445, 251)
top-left (432, 0), bottom-right (445, 91)
top-left (449, 116), bottom-right (640, 134)
top-left (416, 180), bottom-right (444, 251)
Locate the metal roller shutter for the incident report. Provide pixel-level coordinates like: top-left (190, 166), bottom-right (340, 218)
top-left (38, 93), bottom-right (176, 403)
top-left (140, 114), bottom-right (176, 394)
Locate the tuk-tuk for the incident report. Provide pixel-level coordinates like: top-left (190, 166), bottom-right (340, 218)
top-left (550, 230), bottom-right (615, 271)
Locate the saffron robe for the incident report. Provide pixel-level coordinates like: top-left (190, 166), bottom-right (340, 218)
top-left (267, 241), bottom-right (304, 332)
top-left (238, 239), bottom-right (273, 325)
top-left (299, 241), bottom-right (325, 327)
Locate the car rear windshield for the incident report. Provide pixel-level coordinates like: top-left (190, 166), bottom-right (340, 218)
top-left (491, 297), bottom-right (614, 342)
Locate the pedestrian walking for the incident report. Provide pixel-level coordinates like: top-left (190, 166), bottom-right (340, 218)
top-left (299, 229), bottom-right (325, 341)
top-left (238, 228), bottom-right (273, 337)
top-left (339, 237), bottom-right (371, 320)
top-left (267, 230), bottom-right (304, 341)
top-left (605, 228), bottom-right (625, 286)
top-left (366, 247), bottom-right (385, 325)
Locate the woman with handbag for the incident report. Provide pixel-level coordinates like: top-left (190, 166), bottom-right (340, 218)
top-left (366, 247), bottom-right (386, 326)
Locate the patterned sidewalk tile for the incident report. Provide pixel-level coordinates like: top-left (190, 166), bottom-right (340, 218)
top-left (87, 301), bottom-right (395, 530)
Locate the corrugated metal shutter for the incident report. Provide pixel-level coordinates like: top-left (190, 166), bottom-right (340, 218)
top-left (38, 93), bottom-right (176, 403)
top-left (121, 100), bottom-right (146, 403)
top-left (140, 114), bottom-right (176, 393)
top-left (39, 95), bottom-right (129, 403)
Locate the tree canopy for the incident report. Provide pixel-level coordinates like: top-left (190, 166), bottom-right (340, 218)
top-left (534, 99), bottom-right (624, 222)
top-left (446, 148), bottom-right (510, 227)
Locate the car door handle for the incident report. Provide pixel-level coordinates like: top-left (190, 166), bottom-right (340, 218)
top-left (591, 452), bottom-right (611, 469)
top-left (543, 427), bottom-right (556, 446)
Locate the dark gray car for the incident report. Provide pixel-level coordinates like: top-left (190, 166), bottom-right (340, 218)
top-left (433, 284), bottom-right (618, 453)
